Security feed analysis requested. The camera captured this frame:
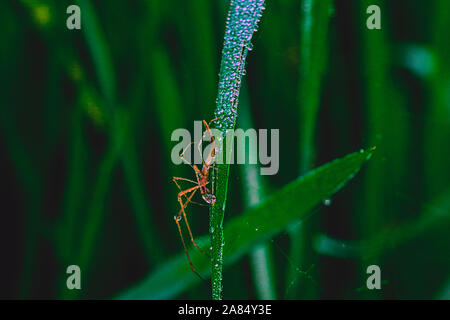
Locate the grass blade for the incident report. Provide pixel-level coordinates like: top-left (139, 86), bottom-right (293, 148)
top-left (77, 0), bottom-right (116, 108)
top-left (298, 0), bottom-right (333, 173)
top-left (209, 0), bottom-right (266, 300)
top-left (238, 85), bottom-right (276, 299)
top-left (425, 0), bottom-right (450, 198)
top-left (288, 0), bottom-right (334, 299)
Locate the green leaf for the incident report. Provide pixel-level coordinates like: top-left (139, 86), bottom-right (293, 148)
top-left (116, 148), bottom-right (375, 299)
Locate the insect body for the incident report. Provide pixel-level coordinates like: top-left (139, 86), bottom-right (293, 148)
top-left (172, 119), bottom-right (219, 279)
top-left (173, 42), bottom-right (248, 279)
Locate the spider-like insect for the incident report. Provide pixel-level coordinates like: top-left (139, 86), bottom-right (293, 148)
top-left (172, 118), bottom-right (219, 279)
top-left (173, 41), bottom-right (248, 279)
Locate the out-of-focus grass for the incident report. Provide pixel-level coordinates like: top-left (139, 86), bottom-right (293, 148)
top-left (426, 0), bottom-right (450, 199)
top-left (65, 0), bottom-right (166, 298)
top-left (287, 0), bottom-right (334, 299)
top-left (238, 85), bottom-right (277, 299)
top-left (77, 0), bottom-right (116, 109)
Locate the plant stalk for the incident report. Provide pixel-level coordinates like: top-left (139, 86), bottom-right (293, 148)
top-left (210, 0), bottom-right (266, 300)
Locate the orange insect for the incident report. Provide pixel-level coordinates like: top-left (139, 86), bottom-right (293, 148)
top-left (172, 118), bottom-right (220, 279)
top-left (173, 42), bottom-right (247, 279)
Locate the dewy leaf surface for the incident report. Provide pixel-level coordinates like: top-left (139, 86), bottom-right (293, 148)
top-left (209, 0), bottom-right (266, 300)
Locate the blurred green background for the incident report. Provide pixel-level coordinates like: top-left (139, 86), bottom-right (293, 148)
top-left (0, 0), bottom-right (449, 299)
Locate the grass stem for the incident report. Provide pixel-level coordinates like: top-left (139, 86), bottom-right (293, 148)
top-left (210, 0), bottom-right (266, 300)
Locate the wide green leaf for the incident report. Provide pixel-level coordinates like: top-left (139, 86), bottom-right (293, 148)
top-left (117, 148), bottom-right (375, 299)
